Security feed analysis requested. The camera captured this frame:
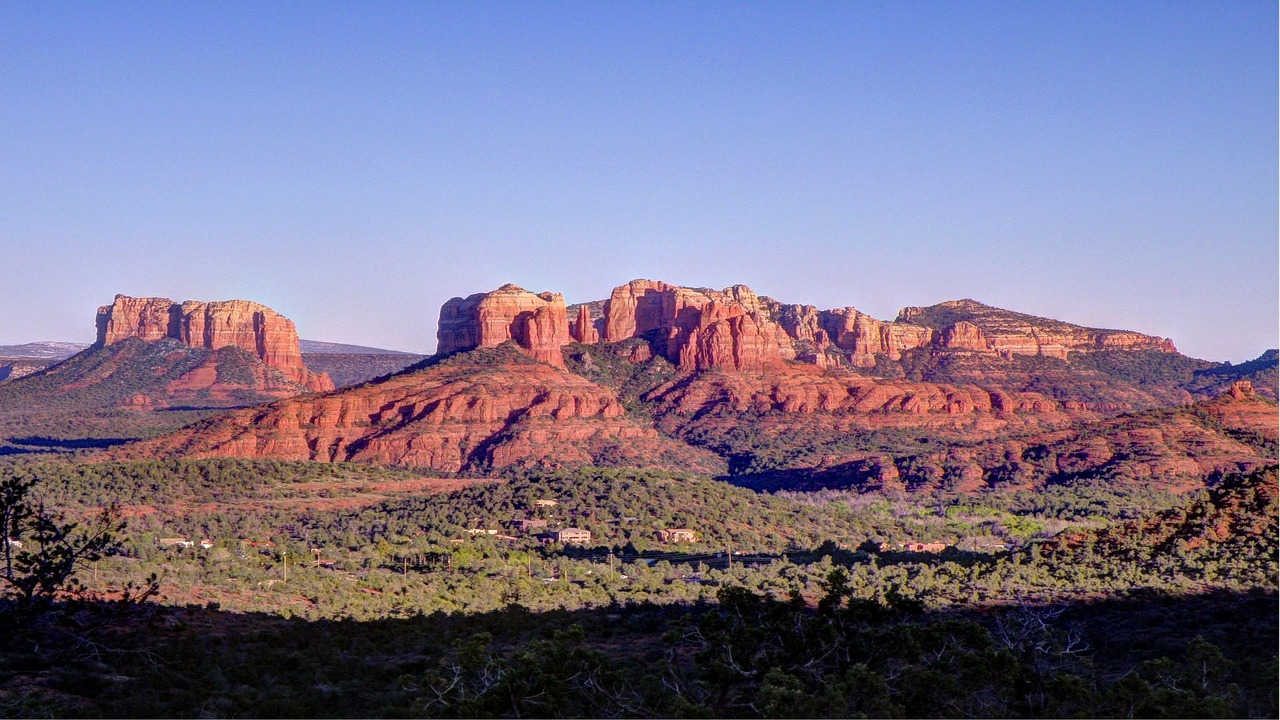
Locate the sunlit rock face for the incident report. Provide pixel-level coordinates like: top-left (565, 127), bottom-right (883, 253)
top-left (436, 284), bottom-right (572, 367)
top-left (94, 294), bottom-right (332, 391)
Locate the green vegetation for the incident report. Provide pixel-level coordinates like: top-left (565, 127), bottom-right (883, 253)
top-left (563, 339), bottom-right (679, 418)
top-left (0, 473), bottom-right (128, 604)
top-left (0, 340), bottom-right (311, 456)
top-left (0, 453), bottom-right (1273, 716)
top-left (301, 352), bottom-right (425, 388)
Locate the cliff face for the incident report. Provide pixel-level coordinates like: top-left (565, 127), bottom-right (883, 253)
top-left (95, 295), bottom-right (332, 392)
top-left (437, 284), bottom-right (572, 367)
top-left (592, 281), bottom-right (1179, 371)
top-left (819, 307), bottom-right (934, 366)
top-left (728, 389), bottom-right (1275, 495)
top-left (599, 280), bottom-right (791, 373)
top-left (436, 280), bottom-right (1183, 376)
top-left (897, 299), bottom-right (1177, 360)
top-left (104, 278), bottom-right (1274, 489)
top-left (569, 305), bottom-right (600, 344)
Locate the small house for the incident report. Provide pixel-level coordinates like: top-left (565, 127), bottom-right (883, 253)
top-left (903, 541), bottom-right (949, 553)
top-left (159, 537), bottom-right (195, 548)
top-left (658, 528), bottom-right (698, 543)
top-left (553, 527), bottom-right (592, 545)
top-left (534, 499), bottom-right (559, 508)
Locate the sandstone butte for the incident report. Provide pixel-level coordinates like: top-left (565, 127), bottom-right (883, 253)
top-left (95, 294), bottom-right (333, 392)
top-left (434, 279), bottom-right (1178, 372)
top-left (117, 278), bottom-right (1218, 477)
top-left (437, 284), bottom-right (572, 367)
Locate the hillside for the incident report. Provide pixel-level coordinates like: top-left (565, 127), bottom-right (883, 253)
top-left (726, 382), bottom-right (1276, 494)
top-left (0, 296), bottom-right (335, 456)
top-left (302, 352), bottom-right (426, 388)
top-left (3, 456), bottom-right (1273, 717)
top-left (0, 341), bottom-right (90, 359)
top-left (111, 280), bottom-right (1275, 493)
top-left (124, 345), bottom-right (724, 475)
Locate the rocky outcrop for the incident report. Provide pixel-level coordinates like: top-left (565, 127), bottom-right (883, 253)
top-left (437, 284), bottom-right (571, 367)
top-left (675, 301), bottom-right (785, 373)
top-left (125, 349), bottom-right (724, 475)
top-left (570, 305), bottom-right (600, 344)
top-left (939, 321), bottom-right (988, 351)
top-left (598, 280), bottom-right (792, 372)
top-left (94, 295), bottom-right (332, 391)
top-left (658, 370), bottom-right (1276, 495)
top-left (645, 363), bottom-right (1071, 422)
top-left (106, 279), bottom-right (1268, 491)
top-left (821, 308), bottom-right (935, 366)
top-left (897, 299), bottom-right (1177, 359)
top-left (443, 280), bottom-right (1182, 375)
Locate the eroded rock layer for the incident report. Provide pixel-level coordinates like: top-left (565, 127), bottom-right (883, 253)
top-left (436, 280), bottom-right (1180, 374)
top-left (897, 299), bottom-right (1178, 359)
top-left (95, 295), bottom-right (332, 391)
top-left (437, 285), bottom-right (571, 367)
top-left (111, 278), bottom-right (1271, 485)
top-left (126, 348), bottom-right (723, 475)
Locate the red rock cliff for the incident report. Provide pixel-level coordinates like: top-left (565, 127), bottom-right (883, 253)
top-left (821, 308), bottom-right (935, 366)
top-left (94, 295), bottom-right (332, 391)
top-left (897, 299), bottom-right (1177, 359)
top-left (600, 280), bottom-right (791, 372)
top-left (436, 284), bottom-right (571, 367)
top-left (570, 305), bottom-right (600, 344)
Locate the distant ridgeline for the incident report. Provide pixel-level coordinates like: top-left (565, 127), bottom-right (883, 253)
top-left (86, 278), bottom-right (1271, 493)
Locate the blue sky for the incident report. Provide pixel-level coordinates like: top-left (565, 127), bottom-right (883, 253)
top-left (1, 1), bottom-right (1275, 361)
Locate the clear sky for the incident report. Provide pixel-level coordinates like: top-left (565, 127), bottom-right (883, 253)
top-left (1, 1), bottom-right (1275, 361)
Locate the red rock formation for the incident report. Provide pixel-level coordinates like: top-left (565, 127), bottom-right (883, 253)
top-left (94, 295), bottom-right (332, 391)
top-left (600, 280), bottom-right (793, 372)
top-left (776, 304), bottom-right (825, 344)
top-left (95, 296), bottom-right (178, 344)
top-left (645, 363), bottom-right (1069, 422)
top-left (570, 305), bottom-right (600, 344)
top-left (595, 280), bottom-right (1182, 372)
top-left (436, 284), bottom-right (571, 367)
top-left (677, 302), bottom-right (784, 373)
top-left (939, 321), bottom-right (989, 351)
top-left (602, 279), bottom-right (675, 343)
top-left (897, 299), bottom-right (1177, 358)
top-left (820, 308), bottom-right (934, 366)
top-left (125, 354), bottom-right (724, 475)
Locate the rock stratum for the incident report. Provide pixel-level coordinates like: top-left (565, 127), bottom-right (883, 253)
top-left (434, 280), bottom-right (1178, 372)
top-left (95, 295), bottom-right (331, 391)
top-left (116, 279), bottom-right (1275, 491)
top-left (126, 346), bottom-right (722, 475)
top-left (0, 295), bottom-right (332, 415)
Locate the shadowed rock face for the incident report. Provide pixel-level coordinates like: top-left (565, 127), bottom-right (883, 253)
top-left (94, 295), bottom-right (332, 392)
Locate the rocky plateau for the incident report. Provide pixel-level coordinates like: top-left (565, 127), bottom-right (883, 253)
top-left (0, 296), bottom-right (332, 418)
top-left (109, 279), bottom-right (1274, 490)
